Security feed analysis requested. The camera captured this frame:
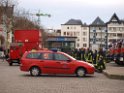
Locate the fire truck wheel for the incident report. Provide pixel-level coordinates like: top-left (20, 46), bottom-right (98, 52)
top-left (30, 66), bottom-right (41, 76)
top-left (9, 62), bottom-right (12, 66)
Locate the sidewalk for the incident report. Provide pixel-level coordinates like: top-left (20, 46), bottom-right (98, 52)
top-left (103, 62), bottom-right (124, 80)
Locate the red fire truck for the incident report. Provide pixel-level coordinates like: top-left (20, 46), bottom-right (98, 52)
top-left (109, 42), bottom-right (124, 65)
top-left (7, 30), bottom-right (42, 66)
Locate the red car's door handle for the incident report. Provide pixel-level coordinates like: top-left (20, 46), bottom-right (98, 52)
top-left (40, 61), bottom-right (44, 62)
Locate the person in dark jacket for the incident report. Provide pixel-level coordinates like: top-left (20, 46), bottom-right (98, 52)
top-left (97, 48), bottom-right (106, 72)
top-left (92, 50), bottom-right (97, 67)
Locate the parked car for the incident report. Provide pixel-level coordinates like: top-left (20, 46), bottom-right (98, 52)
top-left (20, 50), bottom-right (95, 77)
top-left (114, 54), bottom-right (124, 65)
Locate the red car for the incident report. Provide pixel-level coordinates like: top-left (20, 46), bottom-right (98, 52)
top-left (20, 50), bottom-right (95, 77)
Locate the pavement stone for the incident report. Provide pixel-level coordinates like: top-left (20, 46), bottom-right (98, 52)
top-left (103, 62), bottom-right (124, 80)
top-left (0, 60), bottom-right (124, 93)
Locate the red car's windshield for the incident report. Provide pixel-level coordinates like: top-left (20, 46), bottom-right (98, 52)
top-left (62, 52), bottom-right (76, 60)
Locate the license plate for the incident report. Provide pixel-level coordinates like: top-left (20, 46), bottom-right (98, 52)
top-left (12, 60), bottom-right (18, 62)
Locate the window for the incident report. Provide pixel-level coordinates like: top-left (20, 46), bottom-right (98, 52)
top-left (77, 38), bottom-right (80, 41)
top-left (54, 53), bottom-right (69, 61)
top-left (26, 52), bottom-right (42, 59)
top-left (74, 32), bottom-right (76, 36)
top-left (119, 27), bottom-right (122, 31)
top-left (113, 27), bottom-right (116, 31)
top-left (42, 53), bottom-right (53, 60)
top-left (117, 34), bottom-right (122, 37)
top-left (83, 32), bottom-right (86, 35)
top-left (83, 38), bottom-right (86, 42)
top-left (67, 32), bottom-right (69, 36)
top-left (90, 39), bottom-right (93, 42)
top-left (77, 43), bottom-right (80, 47)
top-left (99, 27), bottom-right (101, 30)
top-left (64, 32), bottom-right (66, 35)
top-left (109, 27), bottom-right (112, 30)
top-left (83, 44), bottom-right (87, 47)
top-left (70, 32), bottom-right (73, 36)
top-left (67, 27), bottom-right (69, 29)
top-left (113, 33), bottom-right (116, 36)
top-left (83, 27), bottom-right (87, 30)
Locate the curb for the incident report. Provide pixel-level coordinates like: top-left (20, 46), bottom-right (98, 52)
top-left (103, 71), bottom-right (124, 80)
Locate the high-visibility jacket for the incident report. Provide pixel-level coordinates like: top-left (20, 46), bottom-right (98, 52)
top-left (96, 54), bottom-right (106, 69)
top-left (85, 52), bottom-right (93, 63)
top-left (92, 54), bottom-right (99, 66)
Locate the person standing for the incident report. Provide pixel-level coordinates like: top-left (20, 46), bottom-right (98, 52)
top-left (92, 50), bottom-right (97, 68)
top-left (97, 48), bottom-right (106, 72)
top-left (1, 51), bottom-right (5, 62)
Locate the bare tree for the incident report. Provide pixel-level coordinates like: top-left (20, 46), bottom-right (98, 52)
top-left (0, 0), bottom-right (17, 6)
top-left (0, 0), bottom-right (50, 49)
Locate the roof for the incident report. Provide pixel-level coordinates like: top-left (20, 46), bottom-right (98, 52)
top-left (64, 19), bottom-right (83, 25)
top-left (90, 16), bottom-right (105, 26)
top-left (107, 13), bottom-right (121, 24)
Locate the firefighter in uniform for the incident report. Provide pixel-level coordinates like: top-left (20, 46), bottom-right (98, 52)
top-left (92, 50), bottom-right (98, 68)
top-left (81, 48), bottom-right (86, 61)
top-left (73, 49), bottom-right (78, 59)
top-left (85, 48), bottom-right (93, 64)
top-left (96, 48), bottom-right (106, 72)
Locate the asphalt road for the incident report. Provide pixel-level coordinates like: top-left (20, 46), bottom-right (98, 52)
top-left (0, 61), bottom-right (124, 93)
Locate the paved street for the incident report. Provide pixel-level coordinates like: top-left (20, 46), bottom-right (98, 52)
top-left (0, 61), bottom-right (124, 93)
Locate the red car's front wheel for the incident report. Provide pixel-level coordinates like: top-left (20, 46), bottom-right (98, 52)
top-left (76, 68), bottom-right (86, 77)
top-left (30, 67), bottom-right (41, 76)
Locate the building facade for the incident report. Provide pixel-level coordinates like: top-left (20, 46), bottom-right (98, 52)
top-left (107, 13), bottom-right (124, 47)
top-left (61, 19), bottom-right (89, 49)
top-left (60, 13), bottom-right (124, 50)
top-left (90, 17), bottom-right (107, 50)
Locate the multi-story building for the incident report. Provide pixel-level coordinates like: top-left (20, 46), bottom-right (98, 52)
top-left (61, 19), bottom-right (89, 49)
top-left (90, 17), bottom-right (107, 50)
top-left (60, 13), bottom-right (124, 50)
top-left (107, 13), bottom-right (124, 47)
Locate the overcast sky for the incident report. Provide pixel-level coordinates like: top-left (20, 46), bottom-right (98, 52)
top-left (18, 0), bottom-right (124, 29)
